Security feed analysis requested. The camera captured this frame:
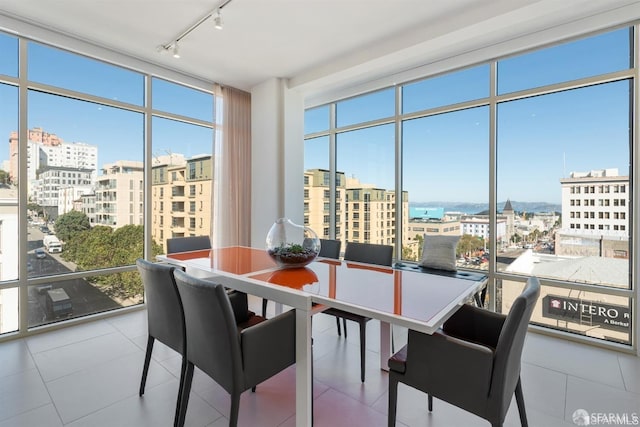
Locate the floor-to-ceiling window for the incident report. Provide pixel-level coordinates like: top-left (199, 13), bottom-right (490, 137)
top-left (150, 78), bottom-right (213, 254)
top-left (0, 33), bottom-right (19, 334)
top-left (0, 34), bottom-right (215, 335)
top-left (304, 26), bottom-right (635, 348)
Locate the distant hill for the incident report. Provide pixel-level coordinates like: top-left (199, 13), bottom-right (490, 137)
top-left (410, 201), bottom-right (561, 215)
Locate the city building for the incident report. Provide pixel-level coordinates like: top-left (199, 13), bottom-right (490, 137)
top-left (504, 250), bottom-right (630, 343)
top-left (344, 177), bottom-right (408, 248)
top-left (9, 128), bottom-right (98, 183)
top-left (461, 215), bottom-right (507, 243)
top-left (152, 154), bottom-right (213, 251)
top-left (79, 193), bottom-right (96, 226)
top-left (94, 161), bottom-right (144, 228)
top-left (32, 166), bottom-right (94, 219)
top-left (303, 169), bottom-right (346, 241)
top-left (557, 168), bottom-right (629, 258)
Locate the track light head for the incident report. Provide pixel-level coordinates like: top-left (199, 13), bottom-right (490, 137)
top-left (213, 9), bottom-right (223, 30)
top-left (172, 43), bottom-right (180, 59)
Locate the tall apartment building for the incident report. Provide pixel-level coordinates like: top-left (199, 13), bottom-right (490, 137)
top-left (94, 161), bottom-right (143, 228)
top-left (152, 154), bottom-right (213, 251)
top-left (304, 169), bottom-right (408, 249)
top-left (33, 166), bottom-right (94, 219)
top-left (9, 128), bottom-right (98, 183)
top-left (78, 193), bottom-right (96, 226)
top-left (557, 168), bottom-right (629, 258)
top-left (303, 169), bottom-right (346, 241)
top-left (344, 177), bottom-right (408, 247)
top-left (9, 128), bottom-right (98, 219)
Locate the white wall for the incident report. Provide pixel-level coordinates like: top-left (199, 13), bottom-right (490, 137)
top-left (250, 78), bottom-right (304, 247)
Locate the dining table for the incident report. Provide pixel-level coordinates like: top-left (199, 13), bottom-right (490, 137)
top-left (158, 245), bottom-right (487, 426)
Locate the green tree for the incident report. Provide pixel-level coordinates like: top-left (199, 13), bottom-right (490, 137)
top-left (0, 169), bottom-right (10, 185)
top-left (63, 224), bottom-right (162, 300)
top-left (414, 234), bottom-right (424, 260)
top-left (457, 234), bottom-right (484, 257)
top-left (54, 211), bottom-right (91, 242)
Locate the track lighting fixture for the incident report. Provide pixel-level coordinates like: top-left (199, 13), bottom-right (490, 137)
top-left (157, 0), bottom-right (233, 59)
top-left (213, 9), bottom-right (223, 30)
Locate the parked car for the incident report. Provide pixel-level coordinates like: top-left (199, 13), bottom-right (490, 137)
top-left (35, 248), bottom-right (46, 259)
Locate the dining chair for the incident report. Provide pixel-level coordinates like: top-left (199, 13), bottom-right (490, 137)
top-left (173, 269), bottom-right (296, 427)
top-left (166, 235), bottom-right (253, 318)
top-left (261, 238), bottom-right (342, 317)
top-left (387, 276), bottom-right (540, 427)
top-left (324, 241), bottom-right (393, 382)
top-left (166, 235), bottom-right (211, 254)
top-left (136, 258), bottom-right (186, 425)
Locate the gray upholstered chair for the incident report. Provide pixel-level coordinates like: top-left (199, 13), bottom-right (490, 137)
top-left (317, 238), bottom-right (341, 259)
top-left (388, 277), bottom-right (541, 427)
top-left (261, 238), bottom-right (342, 317)
top-left (166, 235), bottom-right (211, 254)
top-left (166, 235), bottom-right (252, 319)
top-left (136, 259), bottom-right (186, 424)
top-left (324, 241), bottom-right (393, 382)
top-left (173, 269), bottom-right (296, 427)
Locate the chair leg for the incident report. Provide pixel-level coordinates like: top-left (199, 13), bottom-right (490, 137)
top-left (343, 318), bottom-right (348, 338)
top-left (175, 362), bottom-right (194, 427)
top-left (173, 356), bottom-right (187, 426)
top-left (388, 375), bottom-right (398, 427)
top-left (139, 335), bottom-right (155, 396)
top-left (229, 390), bottom-right (241, 427)
top-left (335, 316), bottom-right (342, 336)
top-left (359, 320), bottom-right (366, 383)
top-left (262, 298), bottom-right (268, 318)
top-left (515, 376), bottom-right (528, 427)
top-left (427, 394), bottom-right (433, 411)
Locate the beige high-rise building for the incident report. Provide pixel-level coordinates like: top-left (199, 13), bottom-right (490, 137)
top-left (304, 169), bottom-right (408, 251)
top-left (152, 154), bottom-right (213, 252)
top-left (343, 177), bottom-right (408, 248)
top-left (95, 161), bottom-right (144, 228)
top-left (557, 168), bottom-right (629, 258)
top-left (303, 169), bottom-right (346, 241)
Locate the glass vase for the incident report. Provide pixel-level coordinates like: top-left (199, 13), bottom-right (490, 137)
top-left (266, 218), bottom-right (320, 268)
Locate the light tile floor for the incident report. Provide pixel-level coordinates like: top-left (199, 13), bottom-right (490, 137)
top-left (0, 296), bottom-right (639, 427)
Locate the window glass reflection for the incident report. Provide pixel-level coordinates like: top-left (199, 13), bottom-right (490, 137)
top-left (28, 42), bottom-right (144, 105)
top-left (336, 89), bottom-right (395, 127)
top-left (403, 65), bottom-right (489, 114)
top-left (497, 81), bottom-right (630, 288)
top-left (498, 28), bottom-right (631, 94)
top-left (0, 33), bottom-right (18, 77)
top-left (304, 105), bottom-right (330, 134)
top-left (152, 78), bottom-right (213, 122)
top-left (402, 107), bottom-right (489, 265)
top-left (151, 116), bottom-right (213, 253)
top-left (337, 124), bottom-right (395, 246)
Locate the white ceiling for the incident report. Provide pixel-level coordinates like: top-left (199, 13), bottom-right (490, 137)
top-left (0, 0), bottom-right (639, 96)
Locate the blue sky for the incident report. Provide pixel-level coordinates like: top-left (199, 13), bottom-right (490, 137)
top-left (0, 28), bottom-right (631, 204)
top-left (304, 28), bottom-right (631, 204)
top-left (0, 36), bottom-right (213, 171)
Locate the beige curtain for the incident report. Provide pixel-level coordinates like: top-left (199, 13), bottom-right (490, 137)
top-left (212, 85), bottom-right (252, 247)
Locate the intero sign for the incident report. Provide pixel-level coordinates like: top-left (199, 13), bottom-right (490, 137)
top-left (542, 295), bottom-right (630, 332)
